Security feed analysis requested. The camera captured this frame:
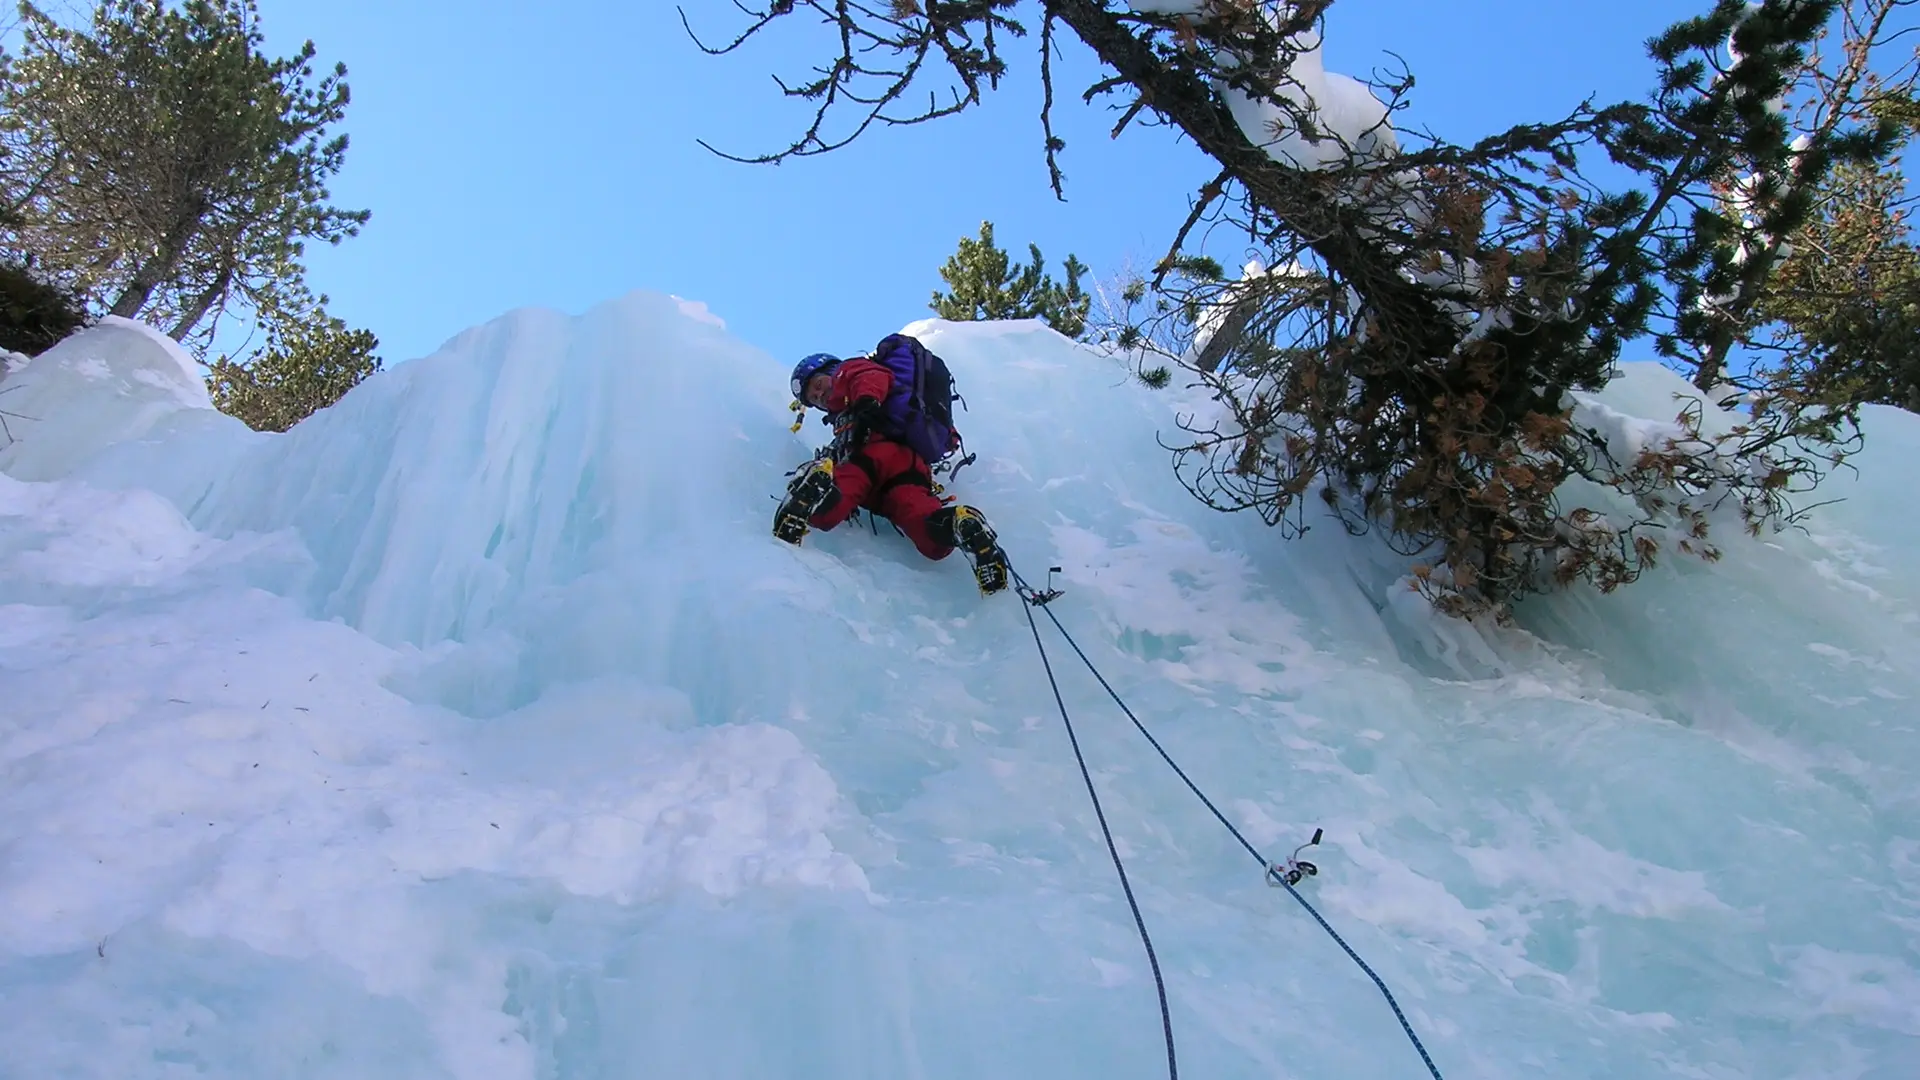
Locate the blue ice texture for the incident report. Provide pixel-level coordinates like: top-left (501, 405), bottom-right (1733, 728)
top-left (1, 293), bottom-right (1915, 1079)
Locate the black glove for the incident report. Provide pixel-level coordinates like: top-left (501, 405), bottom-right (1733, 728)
top-left (839, 398), bottom-right (883, 442)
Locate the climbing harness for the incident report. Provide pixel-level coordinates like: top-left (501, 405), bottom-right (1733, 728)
top-left (789, 397), bottom-right (974, 484)
top-left (1009, 564), bottom-right (1447, 1080)
top-left (774, 437), bottom-right (1003, 593)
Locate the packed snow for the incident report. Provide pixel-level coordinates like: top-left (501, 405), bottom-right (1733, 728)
top-left (1131, 0), bottom-right (1396, 169)
top-left (2, 292), bottom-right (1916, 1079)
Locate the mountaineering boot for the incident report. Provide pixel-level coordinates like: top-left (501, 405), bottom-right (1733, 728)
top-left (932, 505), bottom-right (1009, 596)
top-left (773, 457), bottom-right (838, 545)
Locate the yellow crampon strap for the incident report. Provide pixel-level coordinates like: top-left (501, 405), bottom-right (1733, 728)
top-left (789, 399), bottom-right (806, 433)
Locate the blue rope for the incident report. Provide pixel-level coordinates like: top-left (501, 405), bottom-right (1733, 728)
top-left (1010, 568), bottom-right (1446, 1080)
top-left (1014, 576), bottom-right (1179, 1080)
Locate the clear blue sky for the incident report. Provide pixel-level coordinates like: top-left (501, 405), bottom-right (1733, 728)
top-left (242, 0), bottom-right (1701, 368)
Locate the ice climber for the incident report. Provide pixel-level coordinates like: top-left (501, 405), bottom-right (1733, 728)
top-left (773, 334), bottom-right (1011, 596)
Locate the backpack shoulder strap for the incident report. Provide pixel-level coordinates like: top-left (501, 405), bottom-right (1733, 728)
top-left (872, 334), bottom-right (927, 396)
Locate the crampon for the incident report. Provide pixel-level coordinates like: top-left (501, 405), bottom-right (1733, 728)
top-left (773, 458), bottom-right (837, 546)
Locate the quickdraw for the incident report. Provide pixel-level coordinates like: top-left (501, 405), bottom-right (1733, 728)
top-left (1009, 564), bottom-right (1446, 1080)
top-left (1267, 828), bottom-right (1323, 889)
top-left (1017, 566), bottom-right (1066, 606)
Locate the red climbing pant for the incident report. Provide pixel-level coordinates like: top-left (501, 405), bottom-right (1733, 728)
top-left (806, 435), bottom-right (954, 560)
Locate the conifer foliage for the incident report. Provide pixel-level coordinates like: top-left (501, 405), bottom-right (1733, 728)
top-left (0, 0), bottom-right (367, 342)
top-left (1743, 1), bottom-right (1920, 413)
top-left (1759, 157), bottom-right (1920, 411)
top-left (0, 0), bottom-right (379, 430)
top-left (205, 293), bottom-right (380, 433)
top-left (691, 0), bottom-right (1907, 617)
top-left (0, 259), bottom-right (88, 358)
top-left (931, 220), bottom-right (1092, 337)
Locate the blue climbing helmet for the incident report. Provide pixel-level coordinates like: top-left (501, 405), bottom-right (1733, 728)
top-left (791, 353), bottom-right (841, 404)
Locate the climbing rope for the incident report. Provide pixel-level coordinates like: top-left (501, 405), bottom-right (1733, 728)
top-left (1013, 570), bottom-right (1180, 1080)
top-left (1009, 566), bottom-right (1447, 1080)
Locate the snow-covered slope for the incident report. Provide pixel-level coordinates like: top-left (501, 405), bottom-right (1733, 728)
top-left (1, 291), bottom-right (1914, 1079)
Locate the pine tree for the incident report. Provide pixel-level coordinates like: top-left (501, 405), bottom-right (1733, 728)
top-left (0, 0), bottom-right (368, 347)
top-left (1753, 97), bottom-right (1920, 411)
top-left (930, 221), bottom-right (1091, 338)
top-left (205, 296), bottom-right (379, 432)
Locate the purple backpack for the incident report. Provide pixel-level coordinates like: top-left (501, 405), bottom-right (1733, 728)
top-left (867, 334), bottom-right (962, 466)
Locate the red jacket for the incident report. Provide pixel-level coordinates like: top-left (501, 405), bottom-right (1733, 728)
top-left (822, 356), bottom-right (893, 418)
top-left (818, 356), bottom-right (912, 464)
